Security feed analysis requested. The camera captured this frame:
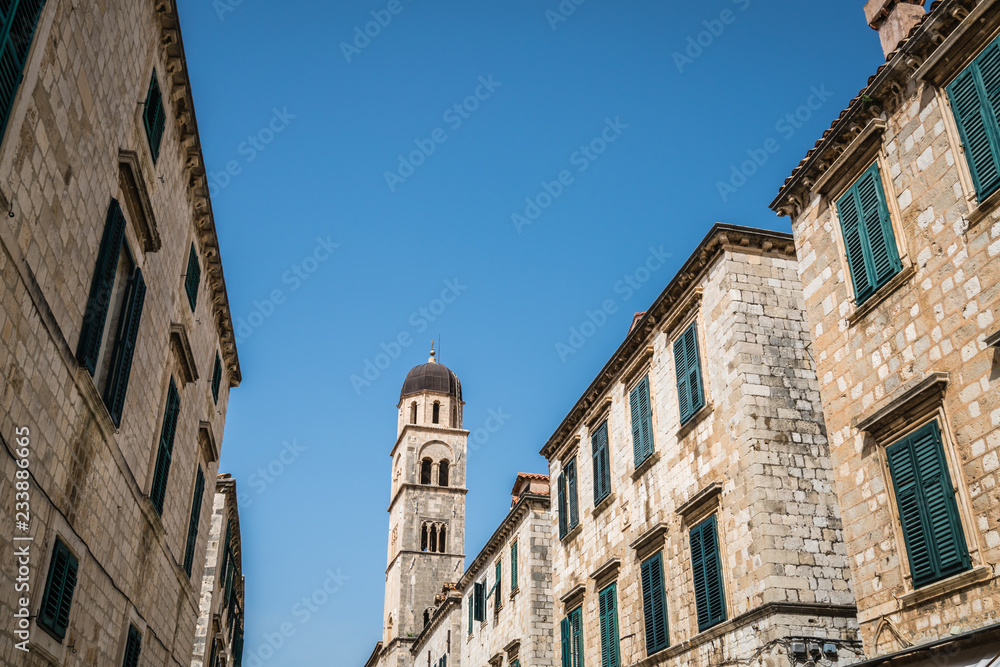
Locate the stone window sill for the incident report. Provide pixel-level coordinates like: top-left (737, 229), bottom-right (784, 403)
top-left (846, 264), bottom-right (916, 326)
top-left (74, 365), bottom-right (118, 440)
top-left (898, 565), bottom-right (991, 608)
top-left (631, 450), bottom-right (661, 481)
top-left (509, 587), bottom-right (519, 600)
top-left (593, 491), bottom-right (616, 518)
top-left (967, 185), bottom-right (1000, 227)
top-left (677, 402), bottom-right (714, 440)
top-left (560, 522), bottom-right (582, 544)
top-left (987, 329), bottom-right (1000, 349)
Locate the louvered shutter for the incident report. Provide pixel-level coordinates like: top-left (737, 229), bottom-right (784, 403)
top-left (467, 595), bottom-right (473, 634)
top-left (151, 379), bottom-right (181, 515)
top-left (78, 199), bottom-right (127, 374)
top-left (638, 377), bottom-right (652, 460)
top-left (567, 458), bottom-right (579, 529)
top-left (39, 539), bottom-right (77, 640)
top-left (856, 165), bottom-right (901, 290)
top-left (212, 353), bottom-right (223, 403)
top-left (558, 472), bottom-right (568, 538)
top-left (474, 581), bottom-right (486, 621)
top-left (495, 561), bottom-right (502, 608)
top-left (948, 40), bottom-right (1000, 199)
top-left (691, 515), bottom-right (726, 631)
top-left (630, 380), bottom-right (644, 468)
top-left (185, 244), bottom-right (201, 311)
top-left (641, 553), bottom-right (668, 654)
top-left (122, 626), bottom-right (142, 667)
top-left (511, 542), bottom-right (518, 591)
top-left (144, 72), bottom-right (165, 162)
top-left (676, 324), bottom-right (705, 424)
top-left (183, 467), bottom-right (205, 576)
top-left (599, 583), bottom-right (620, 667)
top-left (561, 617), bottom-right (572, 667)
top-left (104, 267), bottom-right (146, 427)
top-left (592, 421), bottom-right (610, 503)
top-left (837, 182), bottom-right (873, 301)
top-left (0, 0), bottom-right (46, 144)
top-left (571, 608), bottom-right (584, 667)
top-left (674, 335), bottom-right (691, 421)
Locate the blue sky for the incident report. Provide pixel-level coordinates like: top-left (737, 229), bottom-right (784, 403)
top-left (174, 1), bottom-right (885, 664)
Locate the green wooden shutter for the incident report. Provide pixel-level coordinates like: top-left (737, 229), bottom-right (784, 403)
top-left (185, 243), bottom-right (201, 311)
top-left (495, 561), bottom-right (502, 608)
top-left (104, 267), bottom-right (146, 427)
top-left (183, 467), bottom-right (206, 576)
top-left (837, 163), bottom-right (901, 304)
top-left (640, 552), bottom-right (668, 654)
top-left (144, 71), bottom-right (165, 163)
top-left (561, 617), bottom-right (572, 667)
top-left (592, 421), bottom-right (610, 504)
top-left (948, 38), bottom-right (1000, 199)
top-left (675, 324), bottom-right (705, 424)
top-left (690, 515), bottom-right (726, 632)
top-left (511, 542), bottom-right (518, 591)
top-left (630, 376), bottom-right (654, 467)
top-left (212, 352), bottom-right (223, 404)
top-left (570, 607), bottom-right (584, 667)
top-left (39, 538), bottom-right (78, 640)
top-left (151, 379), bottom-right (181, 515)
top-left (673, 335), bottom-right (691, 422)
top-left (78, 199), bottom-right (127, 374)
top-left (122, 625), bottom-right (142, 667)
top-left (887, 421), bottom-right (971, 588)
top-left (474, 581), bottom-right (486, 621)
top-left (0, 0), bottom-right (46, 145)
top-left (599, 583), bottom-right (621, 667)
top-left (558, 471), bottom-right (568, 538)
top-left (468, 594), bottom-right (473, 634)
top-left (567, 458), bottom-right (579, 530)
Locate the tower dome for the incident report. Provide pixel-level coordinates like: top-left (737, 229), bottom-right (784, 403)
top-left (400, 348), bottom-right (462, 402)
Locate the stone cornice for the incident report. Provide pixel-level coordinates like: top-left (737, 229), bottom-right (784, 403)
top-left (386, 483), bottom-right (468, 514)
top-left (409, 593), bottom-right (461, 656)
top-left (540, 224), bottom-right (795, 459)
top-left (156, 0), bottom-right (241, 386)
top-left (389, 424), bottom-right (470, 459)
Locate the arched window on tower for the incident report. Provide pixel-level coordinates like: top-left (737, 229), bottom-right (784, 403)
top-left (420, 458), bottom-right (432, 485)
top-left (410, 401), bottom-right (417, 424)
top-left (439, 460), bottom-right (449, 487)
top-left (432, 401), bottom-right (440, 424)
top-left (438, 526), bottom-right (447, 553)
top-left (429, 524), bottom-right (438, 553)
top-left (421, 524), bottom-right (429, 552)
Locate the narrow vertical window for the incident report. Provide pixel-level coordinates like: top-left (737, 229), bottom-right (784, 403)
top-left (558, 458), bottom-right (580, 538)
top-left (212, 352), bottom-right (223, 404)
top-left (592, 420), bottom-right (611, 504)
top-left (467, 594), bottom-right (474, 634)
top-left (150, 379), bottom-right (181, 515)
top-left (599, 583), bottom-right (621, 667)
top-left (38, 538), bottom-right (78, 641)
top-left (439, 460), bottom-right (449, 487)
top-left (674, 322), bottom-right (705, 425)
top-left (421, 524), bottom-right (429, 552)
top-left (421, 458), bottom-right (432, 485)
top-left (432, 401), bottom-right (440, 424)
top-left (410, 401), bottom-right (417, 424)
top-left (429, 524), bottom-right (438, 553)
top-left (629, 375), bottom-right (654, 467)
top-left (640, 552), bottom-right (669, 655)
top-left (143, 70), bottom-right (166, 162)
top-left (473, 581), bottom-right (486, 621)
top-left (947, 35), bottom-right (1000, 199)
top-left (510, 541), bottom-right (518, 592)
top-left (121, 625), bottom-right (142, 667)
top-left (438, 525), bottom-right (447, 553)
top-left (0, 0), bottom-right (47, 145)
top-left (562, 608), bottom-right (584, 667)
top-left (185, 243), bottom-right (201, 311)
top-left (183, 467), bottom-right (206, 576)
top-left (690, 515), bottom-right (726, 632)
top-left (494, 560), bottom-right (502, 611)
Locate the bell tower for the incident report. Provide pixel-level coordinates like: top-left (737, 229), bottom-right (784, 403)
top-left (380, 347), bottom-right (467, 667)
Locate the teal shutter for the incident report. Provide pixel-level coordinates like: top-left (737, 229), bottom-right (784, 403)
top-left (468, 594), bottom-right (473, 634)
top-left (690, 515), bottom-right (726, 632)
top-left (592, 421), bottom-right (610, 504)
top-left (212, 352), bottom-right (223, 403)
top-left (143, 71), bottom-right (166, 162)
top-left (495, 561), bottom-right (502, 608)
top-left (0, 0), bottom-right (46, 145)
top-left (948, 38), bottom-right (1000, 199)
top-left (183, 467), bottom-right (205, 576)
top-left (837, 163), bottom-right (901, 304)
top-left (558, 471), bottom-right (568, 538)
top-left (570, 607), bottom-right (584, 667)
top-left (103, 267), bottom-right (146, 427)
top-left (185, 243), bottom-right (201, 311)
top-left (674, 323), bottom-right (705, 424)
top-left (630, 376), bottom-right (654, 466)
top-left (567, 458), bottom-right (579, 529)
top-left (887, 421), bottom-right (971, 588)
top-left (511, 542), bottom-right (518, 591)
top-left (78, 199), bottom-right (127, 374)
top-left (38, 538), bottom-right (78, 641)
top-left (122, 625), bottom-right (142, 667)
top-left (220, 520), bottom-right (232, 583)
top-left (561, 617), bottom-right (572, 667)
top-left (599, 583), bottom-right (621, 667)
top-left (640, 552), bottom-right (669, 654)
top-left (150, 379), bottom-right (181, 515)
top-left (474, 581), bottom-right (486, 621)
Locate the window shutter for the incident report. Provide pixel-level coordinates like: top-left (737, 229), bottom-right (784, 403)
top-left (856, 165), bottom-right (901, 288)
top-left (468, 594), bottom-right (473, 634)
top-left (78, 199), bottom-right (127, 374)
top-left (887, 422), bottom-right (971, 588)
top-left (630, 381), bottom-right (644, 468)
top-left (212, 352), bottom-right (223, 403)
top-left (144, 72), bottom-right (166, 163)
top-left (567, 458), bottom-right (579, 529)
top-left (185, 243), bottom-right (201, 311)
top-left (676, 324), bottom-right (705, 424)
top-left (495, 561), bottom-right (502, 608)
top-left (599, 583), bottom-right (620, 667)
top-left (183, 467), bottom-right (206, 576)
top-left (691, 515), bottom-right (726, 632)
top-left (39, 538), bottom-right (78, 640)
top-left (673, 335), bottom-right (691, 422)
top-left (641, 552), bottom-right (668, 654)
top-left (561, 617), bottom-right (572, 667)
top-left (474, 581), bottom-right (486, 622)
top-left (122, 625), bottom-right (142, 667)
top-left (511, 542), bottom-right (518, 591)
top-left (592, 422), bottom-right (610, 504)
top-left (948, 40), bottom-right (1000, 199)
top-left (558, 472), bottom-right (568, 539)
top-left (631, 376), bottom-right (654, 467)
top-left (0, 0), bottom-right (46, 144)
top-left (570, 608), bottom-right (584, 667)
top-left (837, 183), bottom-right (873, 301)
top-left (104, 267), bottom-right (146, 427)
top-left (151, 379), bottom-right (181, 515)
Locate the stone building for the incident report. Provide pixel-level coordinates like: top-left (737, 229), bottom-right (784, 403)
top-left (769, 0), bottom-right (1000, 663)
top-left (0, 1), bottom-right (241, 666)
top-left (539, 225), bottom-right (862, 667)
top-left (192, 475), bottom-right (245, 667)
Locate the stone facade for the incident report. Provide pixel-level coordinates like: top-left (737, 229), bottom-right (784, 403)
top-left (0, 1), bottom-right (240, 666)
top-left (192, 476), bottom-right (245, 667)
top-left (540, 225), bottom-right (861, 667)
top-left (771, 0), bottom-right (1000, 662)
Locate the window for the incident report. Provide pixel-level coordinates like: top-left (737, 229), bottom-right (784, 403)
top-left (468, 594), bottom-right (474, 634)
top-left (592, 420), bottom-right (611, 504)
top-left (410, 401), bottom-right (417, 424)
top-left (150, 378), bottom-right (180, 515)
top-left (212, 352), bottom-right (223, 404)
top-left (183, 467), bottom-right (206, 576)
top-left (599, 583), bottom-right (621, 667)
top-left (429, 525), bottom-right (438, 553)
top-left (438, 525), bottom-right (447, 552)
top-left (558, 458), bottom-right (579, 539)
top-left (78, 199), bottom-right (147, 427)
top-left (561, 607), bottom-right (584, 667)
top-left (421, 458), bottom-right (433, 485)
top-left (640, 552), bottom-right (669, 655)
top-left (511, 541), bottom-right (518, 592)
top-left (690, 515), bottom-right (726, 632)
top-left (432, 401), bottom-right (440, 424)
top-left (886, 421), bottom-right (971, 588)
top-left (0, 0), bottom-right (46, 145)
top-left (629, 375), bottom-right (654, 467)
top-left (493, 560), bottom-right (502, 612)
top-left (421, 524), bottom-right (429, 552)
top-left (473, 580), bottom-right (487, 622)
top-left (439, 460), bottom-right (449, 487)
top-left (185, 243), bottom-right (201, 311)
top-left (219, 521), bottom-right (232, 585)
top-left (423, 609), bottom-right (431, 627)
top-left (39, 538), bottom-right (78, 641)
top-left (948, 35), bottom-right (1000, 200)
top-left (674, 322), bottom-right (705, 425)
top-left (836, 162), bottom-right (902, 305)
top-left (121, 625), bottom-right (142, 667)
top-left (143, 70), bottom-right (166, 163)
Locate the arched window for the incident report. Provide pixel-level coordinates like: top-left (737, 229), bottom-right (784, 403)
top-left (439, 460), bottom-right (449, 487)
top-left (429, 524), bottom-right (438, 553)
top-left (410, 402), bottom-right (417, 424)
top-left (432, 402), bottom-right (440, 424)
top-left (421, 524), bottom-right (428, 552)
top-left (420, 458), bottom-right (432, 485)
top-left (438, 526), bottom-right (447, 553)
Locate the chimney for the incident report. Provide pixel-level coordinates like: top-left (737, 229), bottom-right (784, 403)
top-left (865, 0), bottom-right (926, 57)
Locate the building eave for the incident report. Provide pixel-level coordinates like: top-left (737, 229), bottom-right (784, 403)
top-left (458, 492), bottom-right (550, 589)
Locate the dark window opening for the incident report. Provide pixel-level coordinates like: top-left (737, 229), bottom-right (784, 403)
top-left (438, 526), bottom-right (447, 553)
top-left (410, 402), bottom-right (417, 424)
top-left (429, 524), bottom-right (438, 553)
top-left (421, 524), bottom-right (429, 552)
top-left (421, 458), bottom-right (433, 485)
top-left (432, 402), bottom-right (440, 424)
top-left (439, 460), bottom-right (450, 487)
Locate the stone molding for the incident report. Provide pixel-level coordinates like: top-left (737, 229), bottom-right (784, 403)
top-left (675, 481), bottom-right (723, 526)
top-left (169, 323), bottom-right (199, 384)
top-left (855, 371), bottom-right (949, 442)
top-left (118, 150), bottom-right (161, 253)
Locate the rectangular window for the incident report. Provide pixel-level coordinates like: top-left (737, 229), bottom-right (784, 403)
top-left (468, 594), bottom-right (473, 634)
top-left (185, 243), bottom-right (201, 311)
top-left (212, 352), bottom-right (223, 404)
top-left (511, 541), bottom-right (518, 592)
top-left (640, 552), bottom-right (669, 655)
top-left (592, 420), bottom-right (611, 504)
top-left (0, 0), bottom-right (47, 145)
top-left (599, 582), bottom-right (621, 667)
top-left (690, 514), bottom-right (726, 632)
top-left (629, 375), bottom-right (654, 467)
top-left (948, 35), bottom-right (1000, 200)
top-left (121, 625), bottom-right (142, 667)
top-left (39, 538), bottom-right (78, 641)
top-left (674, 322), bottom-right (705, 425)
top-left (143, 71), bottom-right (166, 163)
top-left (150, 378), bottom-right (180, 515)
top-left (561, 607), bottom-right (584, 667)
top-left (183, 467), bottom-right (206, 576)
top-left (558, 458), bottom-right (579, 539)
top-left (473, 580), bottom-right (486, 622)
top-left (494, 560), bottom-right (502, 611)
top-left (886, 421), bottom-right (971, 588)
top-left (836, 162), bottom-right (902, 305)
